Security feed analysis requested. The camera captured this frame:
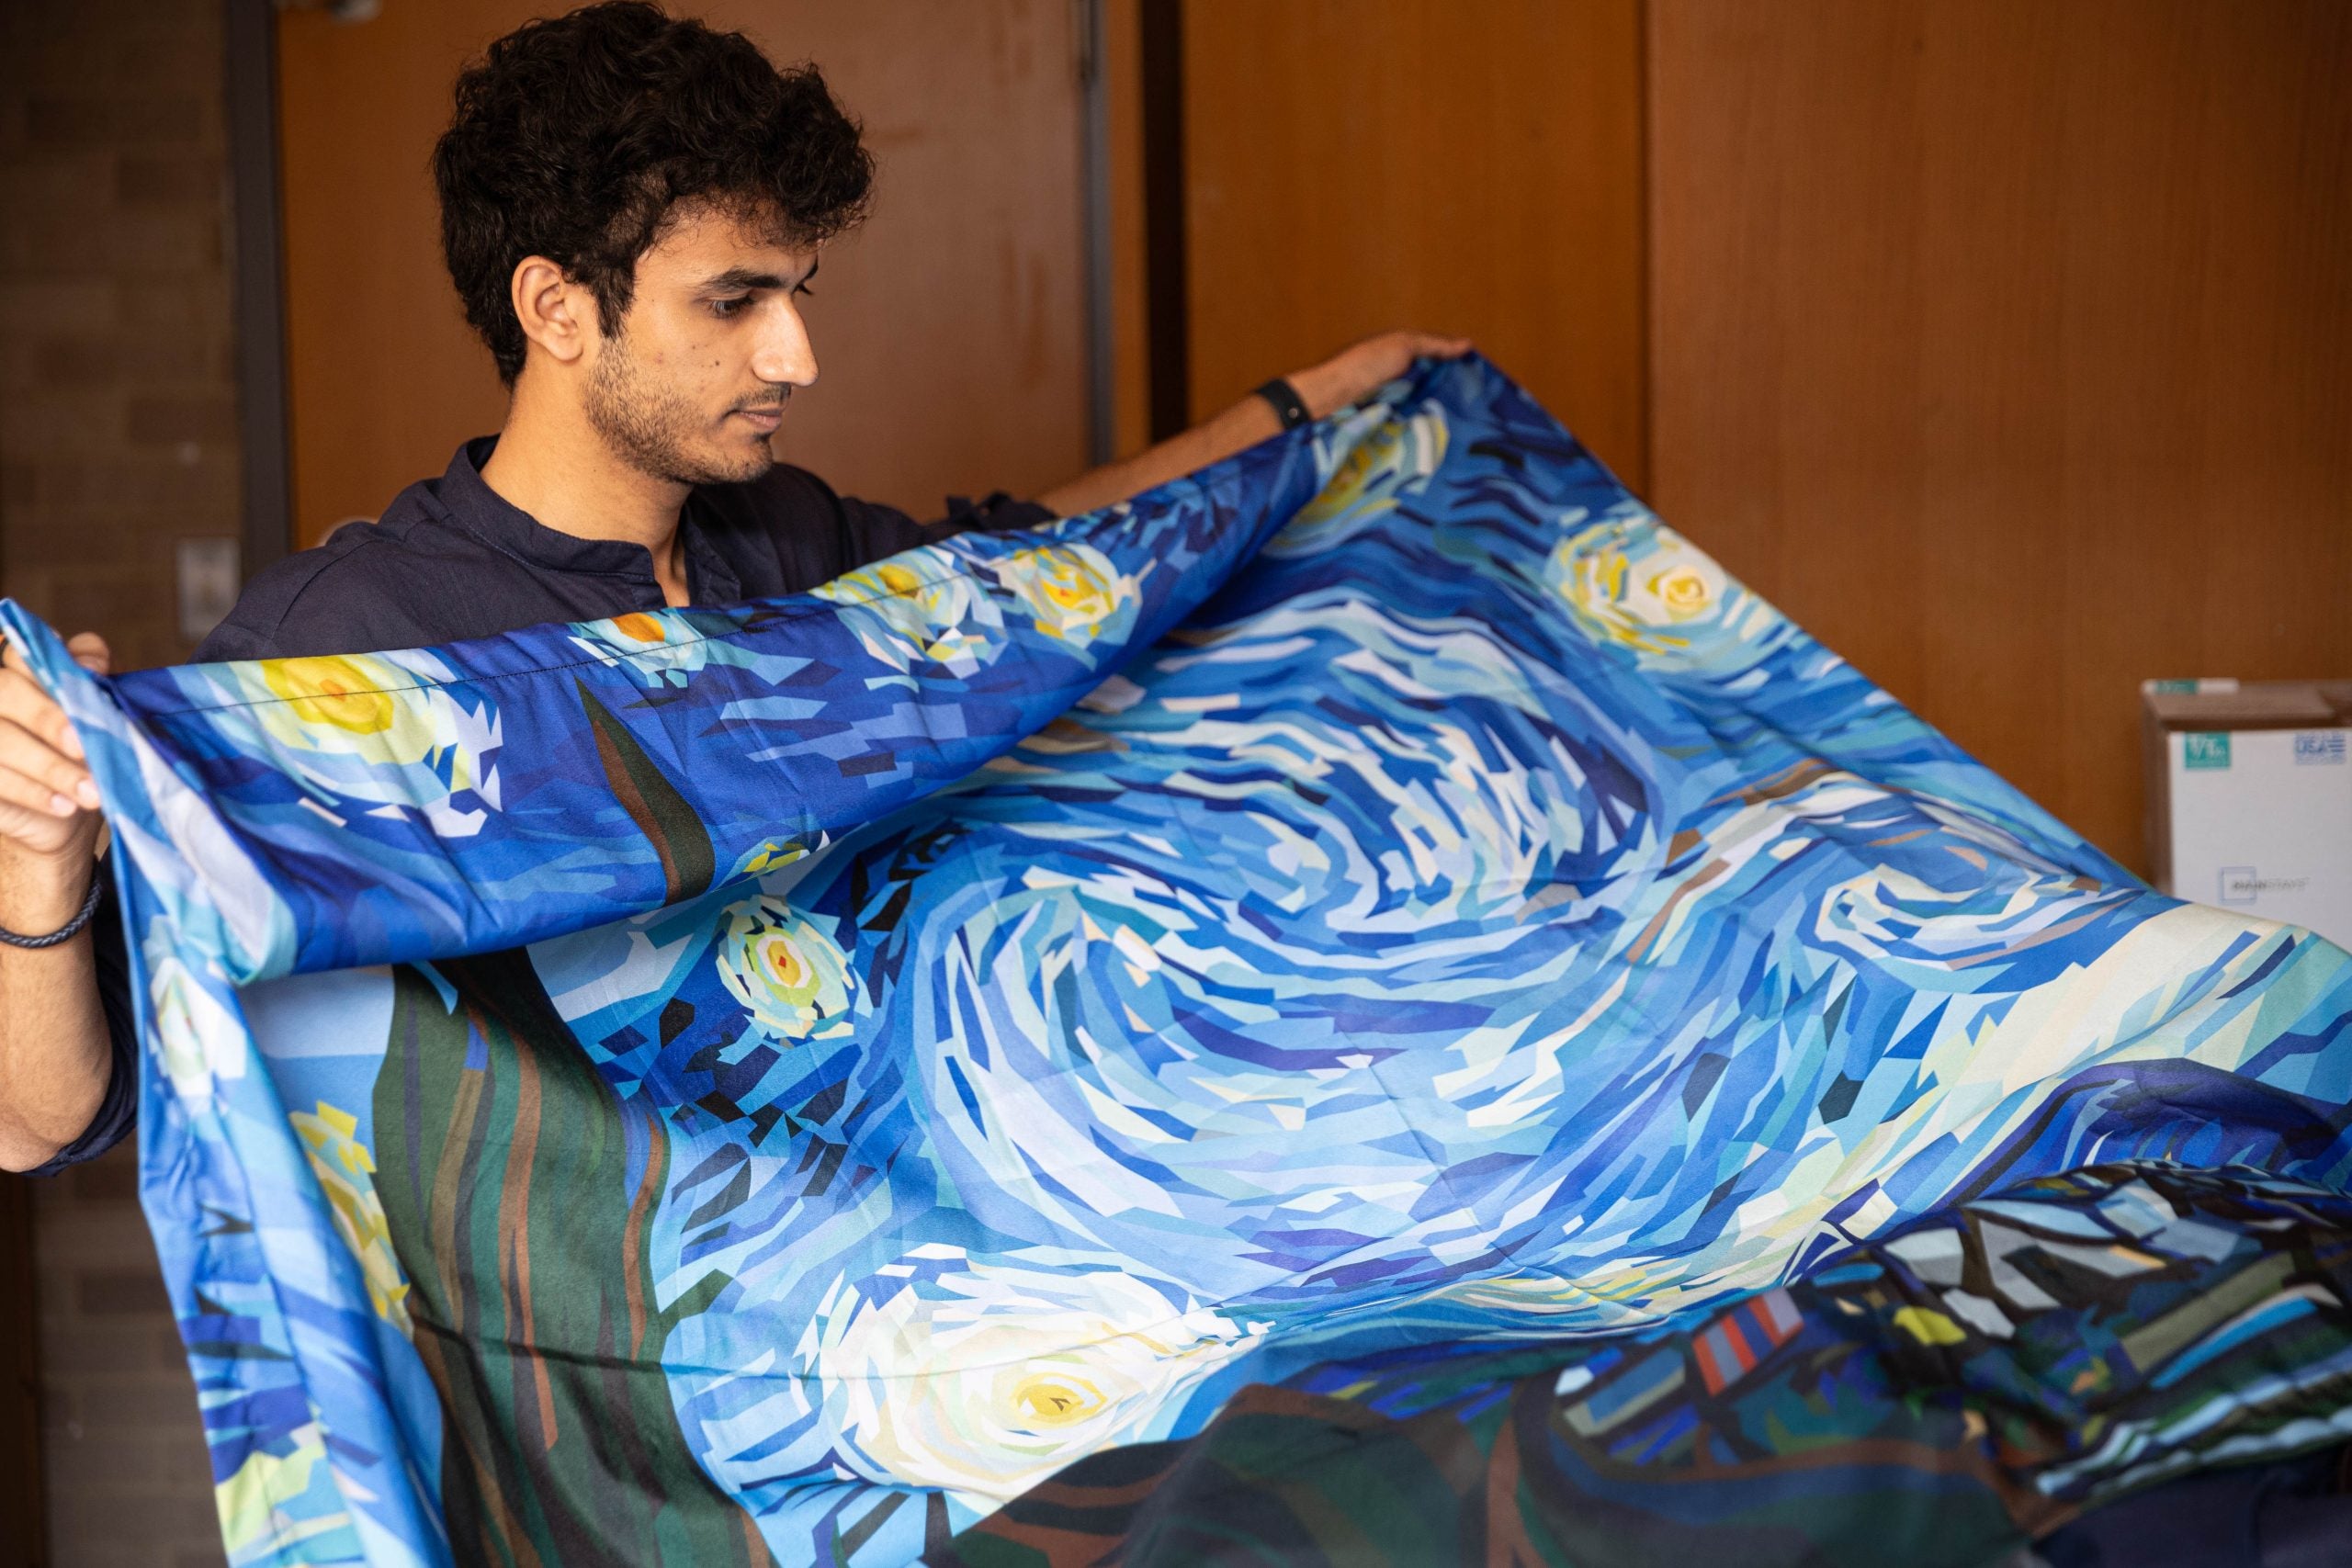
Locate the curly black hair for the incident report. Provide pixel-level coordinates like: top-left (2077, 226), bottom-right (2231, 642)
top-left (433, 1), bottom-right (873, 384)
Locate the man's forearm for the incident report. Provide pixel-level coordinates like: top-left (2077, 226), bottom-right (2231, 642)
top-left (1035, 332), bottom-right (1474, 518)
top-left (1035, 395), bottom-right (1284, 519)
top-left (0, 865), bottom-right (112, 1172)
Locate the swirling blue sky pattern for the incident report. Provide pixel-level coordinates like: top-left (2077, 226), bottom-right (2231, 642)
top-left (6, 356), bottom-right (2349, 1567)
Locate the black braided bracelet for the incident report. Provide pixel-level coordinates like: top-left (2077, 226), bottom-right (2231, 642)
top-left (0, 864), bottom-right (103, 950)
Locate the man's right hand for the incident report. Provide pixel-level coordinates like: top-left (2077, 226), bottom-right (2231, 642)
top-left (0, 630), bottom-right (118, 1173)
top-left (0, 631), bottom-right (109, 869)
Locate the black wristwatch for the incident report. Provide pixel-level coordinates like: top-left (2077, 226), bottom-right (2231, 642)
top-left (1253, 378), bottom-right (1311, 432)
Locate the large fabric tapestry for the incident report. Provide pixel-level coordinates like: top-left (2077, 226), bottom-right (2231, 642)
top-left (12, 356), bottom-right (2352, 1568)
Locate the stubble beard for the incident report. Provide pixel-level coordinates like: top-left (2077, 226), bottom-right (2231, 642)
top-left (584, 327), bottom-right (778, 489)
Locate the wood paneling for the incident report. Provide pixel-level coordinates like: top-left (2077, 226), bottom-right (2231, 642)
top-left (1179, 0), bottom-right (1648, 490)
top-left (277, 1), bottom-right (508, 545)
top-left (272, 0), bottom-right (2352, 871)
top-left (1649, 0), bottom-right (2352, 873)
top-left (1102, 0), bottom-right (1153, 462)
top-left (276, 0), bottom-right (1092, 547)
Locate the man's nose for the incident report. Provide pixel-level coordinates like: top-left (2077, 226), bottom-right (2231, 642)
top-left (753, 303), bottom-right (819, 389)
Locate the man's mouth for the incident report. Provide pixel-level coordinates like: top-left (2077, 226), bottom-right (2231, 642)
top-left (731, 392), bottom-right (788, 434)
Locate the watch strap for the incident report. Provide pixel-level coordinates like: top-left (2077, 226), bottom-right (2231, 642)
top-left (1253, 378), bottom-right (1311, 432)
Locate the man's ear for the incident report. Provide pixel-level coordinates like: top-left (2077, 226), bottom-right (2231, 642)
top-left (509, 255), bottom-right (597, 367)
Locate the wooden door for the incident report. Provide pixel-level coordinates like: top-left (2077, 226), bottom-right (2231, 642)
top-left (275, 0), bottom-right (1095, 547)
top-left (1647, 0), bottom-right (2352, 871)
top-left (1175, 0), bottom-right (1649, 490)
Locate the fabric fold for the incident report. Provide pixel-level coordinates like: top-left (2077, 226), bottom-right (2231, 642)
top-left (4, 409), bottom-right (1345, 983)
top-left (11, 356), bottom-right (2352, 1568)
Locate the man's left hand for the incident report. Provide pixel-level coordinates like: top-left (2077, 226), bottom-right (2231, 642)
top-left (1286, 331), bottom-right (1475, 420)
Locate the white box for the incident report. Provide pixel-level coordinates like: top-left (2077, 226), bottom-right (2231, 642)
top-left (2143, 679), bottom-right (2352, 949)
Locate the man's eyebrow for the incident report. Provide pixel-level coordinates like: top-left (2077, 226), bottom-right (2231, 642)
top-left (699, 259), bottom-right (819, 293)
top-left (699, 266), bottom-right (787, 292)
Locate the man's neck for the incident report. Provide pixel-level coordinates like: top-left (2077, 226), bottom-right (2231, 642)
top-left (479, 380), bottom-right (695, 604)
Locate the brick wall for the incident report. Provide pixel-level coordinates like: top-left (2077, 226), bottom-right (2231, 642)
top-left (2, 0), bottom-right (243, 1561)
top-left (2, 0), bottom-right (245, 672)
top-left (25, 1154), bottom-right (219, 1567)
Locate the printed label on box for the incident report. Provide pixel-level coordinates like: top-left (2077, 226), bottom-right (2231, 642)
top-left (2185, 733), bottom-right (2233, 771)
top-left (2219, 867), bottom-right (2312, 905)
top-left (2162, 706), bottom-right (2351, 950)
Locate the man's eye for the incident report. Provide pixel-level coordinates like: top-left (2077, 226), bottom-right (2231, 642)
top-left (792, 281), bottom-right (816, 299)
top-left (709, 296), bottom-right (751, 319)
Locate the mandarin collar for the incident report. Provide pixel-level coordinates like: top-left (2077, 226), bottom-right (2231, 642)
top-left (436, 436), bottom-right (741, 604)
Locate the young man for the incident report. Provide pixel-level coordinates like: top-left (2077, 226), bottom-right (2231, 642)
top-left (0, 2), bottom-right (1465, 1174)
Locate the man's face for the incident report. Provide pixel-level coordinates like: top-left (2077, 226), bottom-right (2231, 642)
top-left (582, 201), bottom-right (820, 488)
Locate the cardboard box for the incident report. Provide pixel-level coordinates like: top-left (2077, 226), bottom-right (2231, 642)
top-left (2143, 678), bottom-right (2352, 950)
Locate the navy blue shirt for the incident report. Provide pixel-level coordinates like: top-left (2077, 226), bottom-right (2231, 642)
top-left (37, 441), bottom-right (1052, 1175)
